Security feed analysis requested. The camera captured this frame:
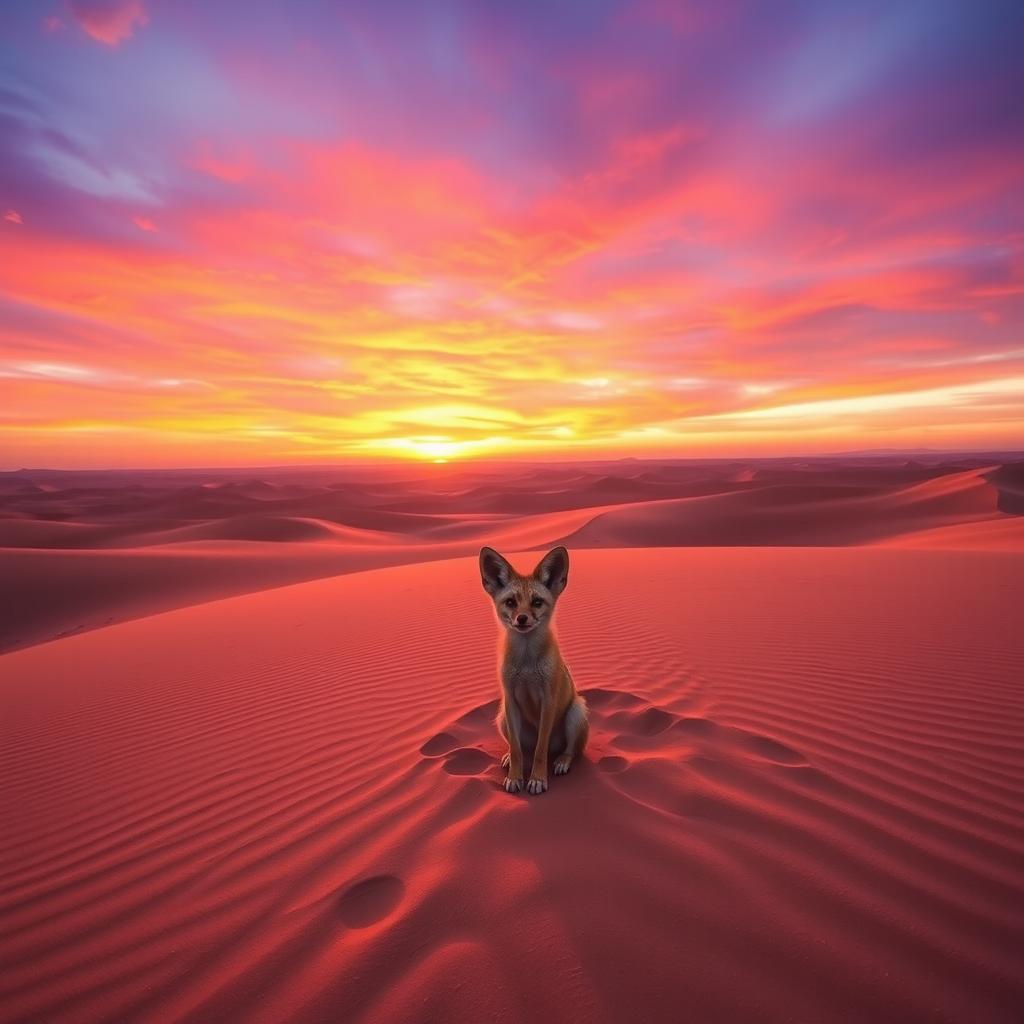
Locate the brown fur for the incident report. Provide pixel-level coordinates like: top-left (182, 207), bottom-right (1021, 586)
top-left (479, 546), bottom-right (589, 794)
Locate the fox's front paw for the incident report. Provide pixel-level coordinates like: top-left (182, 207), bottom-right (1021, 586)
top-left (527, 775), bottom-right (548, 795)
top-left (504, 774), bottom-right (524, 794)
top-left (553, 755), bottom-right (572, 775)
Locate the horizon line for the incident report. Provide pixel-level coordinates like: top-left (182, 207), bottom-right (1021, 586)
top-left (5, 446), bottom-right (1024, 475)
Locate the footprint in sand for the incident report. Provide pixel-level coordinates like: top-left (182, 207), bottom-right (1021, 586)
top-left (337, 874), bottom-right (405, 928)
top-left (441, 747), bottom-right (494, 776)
top-left (419, 731), bottom-right (460, 756)
top-left (421, 737), bottom-right (495, 778)
top-left (583, 687), bottom-right (818, 818)
top-left (420, 700), bottom-right (500, 779)
top-left (597, 755), bottom-right (628, 773)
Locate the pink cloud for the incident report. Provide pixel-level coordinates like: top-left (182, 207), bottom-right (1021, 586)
top-left (42, 15), bottom-right (66, 33)
top-left (67, 0), bottom-right (147, 47)
top-left (4, 210), bottom-right (23, 225)
top-left (132, 215), bottom-right (157, 232)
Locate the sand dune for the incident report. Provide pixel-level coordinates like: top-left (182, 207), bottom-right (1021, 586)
top-left (555, 467), bottom-right (1010, 548)
top-left (1, 548), bottom-right (1022, 1022)
top-left (2, 457), bottom-right (1022, 652)
top-left (872, 516), bottom-right (1024, 550)
top-left (0, 542), bottom-right (452, 654)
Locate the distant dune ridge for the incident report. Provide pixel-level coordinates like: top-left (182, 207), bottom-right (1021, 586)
top-left (1, 455), bottom-right (1022, 653)
top-left (1, 458), bottom-right (1023, 1022)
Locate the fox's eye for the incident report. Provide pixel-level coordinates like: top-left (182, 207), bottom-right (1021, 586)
top-left (531, 597), bottom-right (544, 608)
top-left (504, 597), bottom-right (516, 609)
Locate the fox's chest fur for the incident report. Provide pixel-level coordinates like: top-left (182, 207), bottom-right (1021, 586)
top-left (501, 637), bottom-right (571, 723)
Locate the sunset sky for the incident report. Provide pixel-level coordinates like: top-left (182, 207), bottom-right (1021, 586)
top-left (1, 0), bottom-right (1023, 467)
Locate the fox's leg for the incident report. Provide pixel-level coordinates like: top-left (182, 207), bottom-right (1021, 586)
top-left (497, 713), bottom-right (511, 769)
top-left (527, 698), bottom-right (558, 795)
top-left (553, 696), bottom-right (589, 776)
top-left (501, 698), bottom-right (525, 794)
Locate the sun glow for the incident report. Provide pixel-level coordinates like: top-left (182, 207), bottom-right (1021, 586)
top-left (368, 436), bottom-right (501, 462)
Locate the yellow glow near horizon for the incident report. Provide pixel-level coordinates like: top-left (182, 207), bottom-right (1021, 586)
top-left (367, 435), bottom-right (503, 461)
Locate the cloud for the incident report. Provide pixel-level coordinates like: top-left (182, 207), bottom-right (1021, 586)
top-left (67, 0), bottom-right (147, 47)
top-left (26, 141), bottom-right (158, 202)
top-left (707, 377), bottom-right (1024, 423)
top-left (0, 360), bottom-right (212, 393)
top-left (3, 210), bottom-right (23, 225)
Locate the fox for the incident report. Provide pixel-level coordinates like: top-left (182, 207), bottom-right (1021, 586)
top-left (479, 545), bottom-right (589, 795)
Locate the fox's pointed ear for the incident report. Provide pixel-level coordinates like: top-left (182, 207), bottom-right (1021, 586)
top-left (533, 546), bottom-right (569, 598)
top-left (480, 546), bottom-right (514, 595)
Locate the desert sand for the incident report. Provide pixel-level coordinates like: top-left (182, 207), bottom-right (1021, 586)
top-left (2, 458), bottom-right (1023, 1022)
top-left (2, 456), bottom-right (1023, 653)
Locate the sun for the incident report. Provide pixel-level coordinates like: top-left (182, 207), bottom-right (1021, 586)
top-left (363, 434), bottom-right (506, 462)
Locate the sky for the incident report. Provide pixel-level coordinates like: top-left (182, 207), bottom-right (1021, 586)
top-left (1, 0), bottom-right (1023, 467)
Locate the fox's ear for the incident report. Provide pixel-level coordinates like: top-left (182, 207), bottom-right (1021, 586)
top-left (533, 546), bottom-right (569, 598)
top-left (480, 546), bottom-right (514, 595)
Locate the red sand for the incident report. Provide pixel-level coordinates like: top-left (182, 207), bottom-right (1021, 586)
top-left (2, 458), bottom-right (1023, 652)
top-left (2, 546), bottom-right (1023, 1022)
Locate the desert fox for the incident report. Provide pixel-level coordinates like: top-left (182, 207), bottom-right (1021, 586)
top-left (479, 545), bottom-right (589, 794)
